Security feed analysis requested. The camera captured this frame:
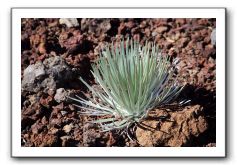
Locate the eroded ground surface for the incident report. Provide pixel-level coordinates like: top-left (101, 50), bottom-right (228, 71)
top-left (21, 18), bottom-right (216, 147)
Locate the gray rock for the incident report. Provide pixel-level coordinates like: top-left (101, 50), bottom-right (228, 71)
top-left (81, 19), bottom-right (111, 36)
top-left (59, 18), bottom-right (79, 28)
top-left (54, 88), bottom-right (68, 103)
top-left (41, 76), bottom-right (57, 95)
top-left (43, 56), bottom-right (73, 82)
top-left (22, 62), bottom-right (45, 92)
top-left (22, 56), bottom-right (75, 93)
top-left (211, 28), bottom-right (216, 46)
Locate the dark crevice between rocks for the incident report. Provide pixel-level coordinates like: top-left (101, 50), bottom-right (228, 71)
top-left (67, 40), bottom-right (94, 55)
top-left (46, 41), bottom-right (67, 55)
top-left (107, 19), bottom-right (120, 37)
top-left (21, 38), bottom-right (31, 51)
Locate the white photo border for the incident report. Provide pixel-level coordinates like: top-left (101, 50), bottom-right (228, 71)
top-left (11, 8), bottom-right (226, 157)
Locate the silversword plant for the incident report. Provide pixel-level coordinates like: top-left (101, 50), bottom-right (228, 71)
top-left (71, 38), bottom-right (183, 132)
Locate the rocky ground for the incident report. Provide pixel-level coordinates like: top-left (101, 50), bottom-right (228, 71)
top-left (21, 18), bottom-right (216, 147)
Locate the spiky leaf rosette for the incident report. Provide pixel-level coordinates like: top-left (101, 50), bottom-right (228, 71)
top-left (71, 39), bottom-right (183, 132)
